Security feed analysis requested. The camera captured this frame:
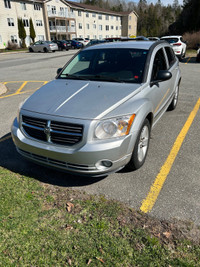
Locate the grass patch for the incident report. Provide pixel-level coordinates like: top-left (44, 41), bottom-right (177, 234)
top-left (0, 166), bottom-right (200, 266)
top-left (0, 48), bottom-right (28, 53)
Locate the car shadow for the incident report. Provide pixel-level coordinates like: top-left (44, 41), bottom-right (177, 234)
top-left (0, 133), bottom-right (106, 187)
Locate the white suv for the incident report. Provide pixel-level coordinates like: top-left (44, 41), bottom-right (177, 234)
top-left (161, 35), bottom-right (187, 61)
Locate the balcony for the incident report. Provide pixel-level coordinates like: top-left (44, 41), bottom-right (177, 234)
top-left (48, 11), bottom-right (75, 19)
top-left (49, 26), bottom-right (67, 32)
top-left (67, 26), bottom-right (76, 32)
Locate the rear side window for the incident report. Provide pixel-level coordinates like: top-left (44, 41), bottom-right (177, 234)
top-left (165, 47), bottom-right (176, 68)
top-left (161, 38), bottom-right (178, 44)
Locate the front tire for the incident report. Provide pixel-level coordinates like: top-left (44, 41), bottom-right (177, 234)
top-left (127, 119), bottom-right (151, 171)
top-left (43, 47), bottom-right (48, 53)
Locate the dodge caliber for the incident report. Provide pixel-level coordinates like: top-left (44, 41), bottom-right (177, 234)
top-left (12, 41), bottom-right (181, 176)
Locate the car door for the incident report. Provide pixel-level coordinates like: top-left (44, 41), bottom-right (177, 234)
top-left (32, 41), bottom-right (40, 52)
top-left (164, 46), bottom-right (178, 96)
top-left (149, 47), bottom-right (171, 122)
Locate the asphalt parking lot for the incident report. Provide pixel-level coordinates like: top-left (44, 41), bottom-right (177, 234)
top-left (0, 51), bottom-right (200, 225)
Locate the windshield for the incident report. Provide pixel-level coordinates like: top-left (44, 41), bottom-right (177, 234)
top-left (58, 48), bottom-right (148, 83)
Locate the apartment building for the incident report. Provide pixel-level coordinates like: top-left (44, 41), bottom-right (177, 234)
top-left (0, 0), bottom-right (138, 49)
top-left (0, 0), bottom-right (46, 49)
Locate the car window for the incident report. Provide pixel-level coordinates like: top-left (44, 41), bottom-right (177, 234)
top-left (165, 47), bottom-right (176, 68)
top-left (161, 38), bottom-right (178, 44)
top-left (151, 48), bottom-right (167, 81)
top-left (59, 48), bottom-right (148, 83)
top-left (34, 41), bottom-right (40, 45)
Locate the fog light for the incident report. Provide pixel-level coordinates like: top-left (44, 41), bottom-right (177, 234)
top-left (96, 160), bottom-right (113, 170)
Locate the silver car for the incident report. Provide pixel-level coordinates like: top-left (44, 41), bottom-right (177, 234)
top-left (28, 41), bottom-right (58, 53)
top-left (12, 41), bottom-right (181, 176)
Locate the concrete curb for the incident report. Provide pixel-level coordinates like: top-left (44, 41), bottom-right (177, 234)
top-left (0, 83), bottom-right (7, 96)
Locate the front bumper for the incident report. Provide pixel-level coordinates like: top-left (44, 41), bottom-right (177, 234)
top-left (11, 118), bottom-right (136, 176)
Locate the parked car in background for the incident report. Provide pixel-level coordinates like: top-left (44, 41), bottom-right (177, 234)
top-left (160, 35), bottom-right (187, 60)
top-left (86, 39), bottom-right (106, 47)
top-left (70, 40), bottom-right (83, 49)
top-left (28, 41), bottom-right (58, 53)
top-left (65, 40), bottom-right (72, 49)
top-left (12, 40), bottom-right (181, 177)
top-left (196, 48), bottom-right (200, 62)
top-left (52, 40), bottom-right (69, 51)
top-left (72, 38), bottom-right (89, 47)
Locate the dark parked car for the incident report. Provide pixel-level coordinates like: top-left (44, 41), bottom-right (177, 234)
top-left (65, 40), bottom-right (72, 49)
top-left (52, 40), bottom-right (69, 51)
top-left (70, 40), bottom-right (83, 49)
top-left (86, 39), bottom-right (106, 47)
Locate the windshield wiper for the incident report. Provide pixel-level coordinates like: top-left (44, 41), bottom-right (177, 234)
top-left (60, 74), bottom-right (89, 80)
top-left (89, 75), bottom-right (123, 83)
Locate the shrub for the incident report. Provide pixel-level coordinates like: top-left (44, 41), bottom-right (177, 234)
top-left (6, 41), bottom-right (19, 50)
top-left (183, 31), bottom-right (200, 49)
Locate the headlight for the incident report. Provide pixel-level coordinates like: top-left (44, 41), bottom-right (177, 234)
top-left (17, 98), bottom-right (28, 124)
top-left (95, 114), bottom-right (135, 140)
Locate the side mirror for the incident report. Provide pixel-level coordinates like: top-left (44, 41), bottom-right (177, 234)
top-left (150, 70), bottom-right (172, 86)
top-left (57, 68), bottom-right (62, 75)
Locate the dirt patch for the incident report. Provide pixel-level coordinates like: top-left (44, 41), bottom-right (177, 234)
top-left (42, 183), bottom-right (200, 248)
top-left (0, 83), bottom-right (7, 95)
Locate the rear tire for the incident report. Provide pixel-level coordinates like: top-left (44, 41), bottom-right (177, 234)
top-left (43, 47), bottom-right (48, 53)
top-left (29, 48), bottom-right (33, 52)
top-left (126, 119), bottom-right (150, 171)
top-left (167, 83), bottom-right (179, 111)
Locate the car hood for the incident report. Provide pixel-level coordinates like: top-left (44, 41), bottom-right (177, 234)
top-left (22, 79), bottom-right (141, 120)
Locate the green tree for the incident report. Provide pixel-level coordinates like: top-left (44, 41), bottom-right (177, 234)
top-left (18, 18), bottom-right (26, 48)
top-left (29, 18), bottom-right (36, 43)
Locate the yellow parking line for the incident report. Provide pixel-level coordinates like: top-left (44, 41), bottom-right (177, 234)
top-left (0, 134), bottom-right (11, 143)
top-left (16, 81), bottom-right (28, 94)
top-left (185, 57), bottom-right (191, 64)
top-left (140, 98), bottom-right (200, 213)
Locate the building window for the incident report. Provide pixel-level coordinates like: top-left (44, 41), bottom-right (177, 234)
top-left (36, 20), bottom-right (43, 26)
top-left (116, 17), bottom-right (118, 21)
top-left (93, 24), bottom-right (96, 29)
top-left (78, 11), bottom-right (81, 16)
top-left (23, 19), bottom-right (29, 27)
top-left (106, 25), bottom-right (109, 31)
top-left (111, 26), bottom-right (114, 30)
top-left (99, 25), bottom-right (102, 31)
top-left (38, 35), bottom-right (44, 41)
top-left (129, 25), bottom-right (131, 29)
top-left (87, 35), bottom-right (90, 39)
top-left (0, 35), bottom-right (2, 43)
top-left (106, 15), bottom-right (109, 20)
top-left (129, 16), bottom-right (131, 20)
top-left (111, 16), bottom-right (114, 20)
top-left (93, 35), bottom-right (97, 39)
top-left (52, 6), bottom-right (56, 14)
top-left (98, 14), bottom-right (102, 20)
top-left (11, 35), bottom-right (17, 43)
top-left (20, 2), bottom-right (26, 10)
top-left (7, 18), bottom-right (14, 26)
top-left (4, 0), bottom-right (11, 9)
top-left (86, 24), bottom-right (89, 30)
top-left (78, 23), bottom-right (82, 29)
top-left (34, 3), bottom-right (41, 10)
top-left (86, 12), bottom-right (89, 18)
top-left (99, 35), bottom-right (102, 40)
top-left (116, 26), bottom-right (118, 30)
top-left (92, 13), bottom-right (96, 17)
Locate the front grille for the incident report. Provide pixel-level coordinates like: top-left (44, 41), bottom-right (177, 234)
top-left (22, 115), bottom-right (83, 146)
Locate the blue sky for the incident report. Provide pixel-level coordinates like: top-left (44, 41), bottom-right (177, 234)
top-left (134, 0), bottom-right (183, 5)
